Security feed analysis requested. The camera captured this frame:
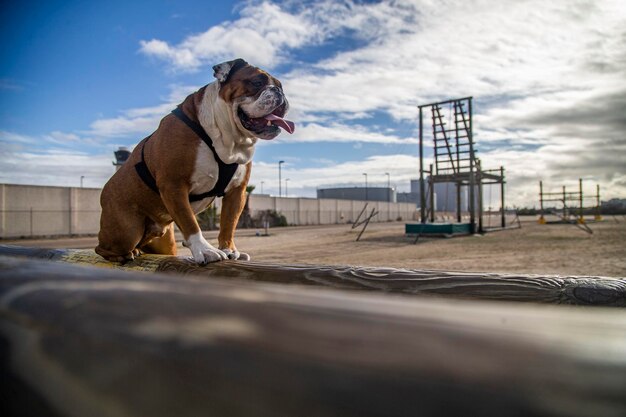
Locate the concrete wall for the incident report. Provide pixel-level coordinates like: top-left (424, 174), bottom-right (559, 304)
top-left (0, 184), bottom-right (417, 238)
top-left (317, 187), bottom-right (396, 203)
top-left (245, 195), bottom-right (417, 226)
top-left (0, 184), bottom-right (102, 238)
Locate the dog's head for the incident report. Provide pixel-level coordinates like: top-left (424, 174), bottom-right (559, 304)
top-left (213, 58), bottom-right (294, 140)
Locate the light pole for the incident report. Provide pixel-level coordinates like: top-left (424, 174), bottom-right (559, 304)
top-left (261, 181), bottom-right (264, 195)
top-left (285, 178), bottom-right (290, 197)
top-left (278, 160), bottom-right (285, 197)
top-left (363, 173), bottom-right (368, 201)
top-left (385, 172), bottom-right (390, 202)
top-left (80, 176), bottom-right (85, 188)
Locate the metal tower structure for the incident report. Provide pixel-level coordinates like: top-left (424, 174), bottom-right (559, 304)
top-left (418, 97), bottom-right (506, 233)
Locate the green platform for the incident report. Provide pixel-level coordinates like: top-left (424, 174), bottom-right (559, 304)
top-left (405, 222), bottom-right (472, 236)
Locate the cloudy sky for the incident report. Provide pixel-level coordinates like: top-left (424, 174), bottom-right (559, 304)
top-left (1, 0), bottom-right (625, 207)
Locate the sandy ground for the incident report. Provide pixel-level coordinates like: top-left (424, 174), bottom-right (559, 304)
top-left (3, 215), bottom-right (625, 277)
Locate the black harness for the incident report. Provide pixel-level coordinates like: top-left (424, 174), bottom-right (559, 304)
top-left (134, 106), bottom-right (239, 201)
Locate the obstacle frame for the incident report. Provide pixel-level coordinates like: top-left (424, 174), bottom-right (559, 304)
top-left (538, 179), bottom-right (602, 233)
top-left (416, 97), bottom-right (507, 235)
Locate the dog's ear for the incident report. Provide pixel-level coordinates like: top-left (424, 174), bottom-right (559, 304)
top-left (212, 58), bottom-right (248, 83)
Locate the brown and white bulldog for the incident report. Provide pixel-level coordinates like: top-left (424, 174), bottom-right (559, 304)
top-left (95, 58), bottom-right (294, 264)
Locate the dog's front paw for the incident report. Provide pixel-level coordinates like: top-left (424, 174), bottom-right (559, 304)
top-left (221, 248), bottom-right (251, 261)
top-left (186, 232), bottom-right (227, 264)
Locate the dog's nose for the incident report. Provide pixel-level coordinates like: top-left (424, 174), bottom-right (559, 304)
top-left (268, 85), bottom-right (281, 95)
top-left (269, 85), bottom-right (284, 103)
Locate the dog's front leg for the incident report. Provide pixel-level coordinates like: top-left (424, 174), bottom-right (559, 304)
top-left (219, 162), bottom-right (251, 260)
top-left (160, 185), bottom-right (227, 264)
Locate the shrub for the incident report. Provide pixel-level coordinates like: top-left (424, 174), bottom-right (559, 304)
top-left (254, 210), bottom-right (288, 228)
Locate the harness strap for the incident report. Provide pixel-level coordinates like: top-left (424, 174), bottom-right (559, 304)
top-left (133, 107), bottom-right (240, 200)
top-left (171, 106), bottom-right (239, 199)
top-left (134, 135), bottom-right (159, 194)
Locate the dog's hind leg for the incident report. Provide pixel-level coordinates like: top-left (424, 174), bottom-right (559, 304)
top-left (140, 223), bottom-right (177, 255)
top-left (95, 205), bottom-right (145, 263)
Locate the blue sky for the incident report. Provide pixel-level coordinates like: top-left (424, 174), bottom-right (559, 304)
top-left (1, 0), bottom-right (625, 206)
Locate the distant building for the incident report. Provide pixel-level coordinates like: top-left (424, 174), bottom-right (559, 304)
top-left (317, 187), bottom-right (396, 202)
top-left (397, 191), bottom-right (419, 205)
top-left (113, 147), bottom-right (131, 171)
top-left (402, 179), bottom-right (469, 211)
top-left (601, 198), bottom-right (626, 211)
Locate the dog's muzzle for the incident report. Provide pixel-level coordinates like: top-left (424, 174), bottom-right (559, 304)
top-left (237, 89), bottom-right (294, 139)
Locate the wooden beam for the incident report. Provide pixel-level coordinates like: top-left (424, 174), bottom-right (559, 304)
top-left (1, 245), bottom-right (625, 307)
top-left (1, 256), bottom-right (625, 417)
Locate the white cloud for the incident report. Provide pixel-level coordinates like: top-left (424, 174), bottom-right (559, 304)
top-left (0, 148), bottom-right (114, 188)
top-left (138, 0), bottom-right (424, 72)
top-left (84, 85), bottom-right (200, 138)
top-left (0, 130), bottom-right (38, 146)
top-left (139, 2), bottom-right (322, 70)
top-left (286, 122), bottom-right (417, 144)
top-left (283, 0), bottom-right (625, 117)
top-left (1, 130), bottom-right (103, 150)
top-left (41, 131), bottom-right (82, 146)
top-left (87, 115), bottom-right (161, 138)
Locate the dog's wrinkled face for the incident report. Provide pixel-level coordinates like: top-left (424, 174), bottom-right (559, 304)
top-left (213, 59), bottom-right (294, 140)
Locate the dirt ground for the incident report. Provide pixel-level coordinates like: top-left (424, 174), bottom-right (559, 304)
top-left (4, 215), bottom-right (625, 278)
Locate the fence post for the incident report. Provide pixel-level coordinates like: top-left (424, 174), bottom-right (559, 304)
top-left (318, 198), bottom-right (321, 225)
top-left (69, 186), bottom-right (84, 236)
top-left (0, 184), bottom-right (5, 238)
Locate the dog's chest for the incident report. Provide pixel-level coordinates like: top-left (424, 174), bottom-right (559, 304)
top-left (189, 143), bottom-right (246, 213)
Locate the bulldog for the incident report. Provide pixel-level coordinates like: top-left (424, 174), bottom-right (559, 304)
top-left (95, 58), bottom-right (294, 264)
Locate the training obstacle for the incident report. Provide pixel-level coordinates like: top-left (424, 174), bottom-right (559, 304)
top-left (538, 179), bottom-right (602, 229)
top-left (1, 245), bottom-right (624, 307)
top-left (1, 254), bottom-right (626, 417)
top-left (405, 222), bottom-right (472, 237)
top-left (351, 203), bottom-right (379, 241)
top-left (417, 97), bottom-right (508, 234)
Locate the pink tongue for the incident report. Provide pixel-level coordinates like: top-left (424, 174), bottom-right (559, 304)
top-left (264, 114), bottom-right (295, 134)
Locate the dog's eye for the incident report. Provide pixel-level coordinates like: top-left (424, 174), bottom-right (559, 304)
top-left (251, 80), bottom-right (264, 88)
